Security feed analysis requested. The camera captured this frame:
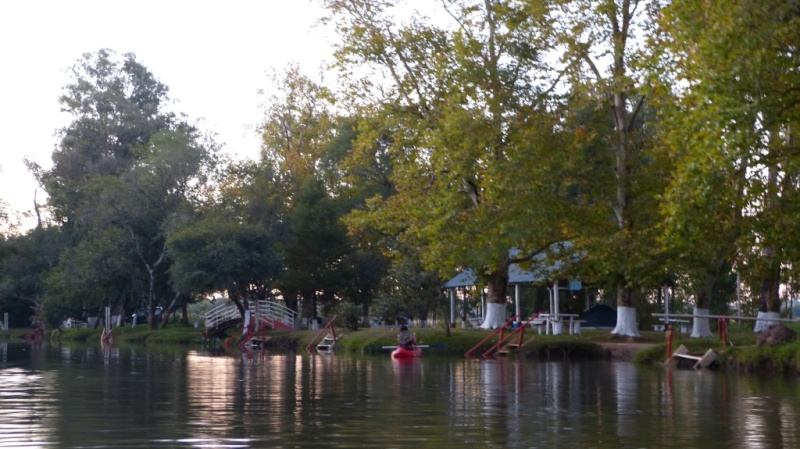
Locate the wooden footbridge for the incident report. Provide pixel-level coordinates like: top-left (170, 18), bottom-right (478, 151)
top-left (204, 300), bottom-right (297, 342)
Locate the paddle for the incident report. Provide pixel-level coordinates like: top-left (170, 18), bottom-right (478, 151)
top-left (381, 345), bottom-right (431, 349)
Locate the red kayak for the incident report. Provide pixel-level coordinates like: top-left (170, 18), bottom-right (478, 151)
top-left (391, 346), bottom-right (422, 358)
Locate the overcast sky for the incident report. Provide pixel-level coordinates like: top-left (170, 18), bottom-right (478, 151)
top-left (0, 0), bottom-right (334, 224)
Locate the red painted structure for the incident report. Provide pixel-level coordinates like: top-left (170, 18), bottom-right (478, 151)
top-left (306, 316), bottom-right (339, 353)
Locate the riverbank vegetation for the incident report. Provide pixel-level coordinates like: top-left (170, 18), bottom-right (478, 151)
top-left (9, 324), bottom-right (800, 374)
top-left (1, 2), bottom-right (800, 352)
top-left (634, 339), bottom-right (800, 375)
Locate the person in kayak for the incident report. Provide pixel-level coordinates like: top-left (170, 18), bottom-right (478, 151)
top-left (396, 325), bottom-right (416, 350)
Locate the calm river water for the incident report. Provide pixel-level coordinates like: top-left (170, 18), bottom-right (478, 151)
top-left (1, 342), bottom-right (799, 448)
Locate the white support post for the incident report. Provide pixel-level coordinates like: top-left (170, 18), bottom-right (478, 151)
top-left (481, 287), bottom-right (486, 321)
top-left (553, 282), bottom-right (560, 321)
top-left (462, 288), bottom-right (468, 328)
top-left (515, 284), bottom-right (521, 324)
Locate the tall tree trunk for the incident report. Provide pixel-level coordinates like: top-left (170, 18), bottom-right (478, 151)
top-left (691, 258), bottom-right (726, 338)
top-left (690, 275), bottom-right (714, 338)
top-left (135, 239), bottom-right (167, 330)
top-left (479, 268), bottom-right (510, 329)
top-left (755, 252), bottom-right (781, 332)
top-left (180, 301), bottom-right (189, 325)
top-left (611, 285), bottom-right (639, 337)
top-left (755, 137), bottom-right (782, 332)
top-left (283, 290), bottom-right (299, 315)
top-left (604, 2), bottom-right (642, 338)
top-left (301, 290), bottom-right (316, 326)
top-left (228, 289), bottom-right (246, 318)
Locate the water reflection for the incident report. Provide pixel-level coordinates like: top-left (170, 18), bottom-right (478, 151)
top-left (1, 344), bottom-right (800, 448)
top-left (0, 367), bottom-right (59, 447)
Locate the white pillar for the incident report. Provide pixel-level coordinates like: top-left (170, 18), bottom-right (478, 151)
top-left (481, 287), bottom-right (486, 321)
top-left (553, 282), bottom-right (560, 321)
top-left (515, 284), bottom-right (521, 322)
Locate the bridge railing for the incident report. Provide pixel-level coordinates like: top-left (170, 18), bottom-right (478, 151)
top-left (204, 302), bottom-right (241, 330)
top-left (204, 300), bottom-right (297, 330)
top-left (252, 299), bottom-right (296, 329)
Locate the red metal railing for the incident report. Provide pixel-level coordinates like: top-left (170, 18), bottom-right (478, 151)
top-left (306, 316), bottom-right (339, 353)
top-left (464, 315), bottom-right (519, 358)
top-left (480, 314), bottom-right (542, 358)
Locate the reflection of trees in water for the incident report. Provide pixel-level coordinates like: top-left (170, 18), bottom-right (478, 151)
top-left (185, 353), bottom-right (800, 448)
top-left (451, 360), bottom-right (594, 446)
top-left (612, 362), bottom-right (638, 439)
top-left (731, 374), bottom-right (800, 448)
top-left (6, 348), bottom-right (800, 447)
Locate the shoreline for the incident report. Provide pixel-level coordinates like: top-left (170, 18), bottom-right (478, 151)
top-left (5, 325), bottom-right (799, 373)
top-left (598, 342), bottom-right (658, 361)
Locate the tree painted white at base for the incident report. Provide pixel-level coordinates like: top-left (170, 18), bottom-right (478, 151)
top-left (754, 311), bottom-right (779, 332)
top-left (611, 306), bottom-right (640, 337)
top-left (690, 307), bottom-right (713, 338)
top-left (480, 303), bottom-right (507, 329)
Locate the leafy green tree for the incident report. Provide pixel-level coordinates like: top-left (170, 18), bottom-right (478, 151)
top-left (654, 77), bottom-right (743, 336)
top-left (659, 0), bottom-right (800, 329)
top-left (257, 67), bottom-right (374, 322)
top-left (210, 161), bottom-right (290, 309)
top-left (43, 226), bottom-right (141, 327)
top-left (36, 50), bottom-right (217, 329)
top-left (259, 64), bottom-right (337, 192)
top-left (0, 227), bottom-right (67, 328)
top-left (324, 117), bottom-right (398, 323)
top-left (167, 216), bottom-right (283, 318)
top-left (337, 250), bottom-right (387, 323)
top-left (522, 0), bottom-right (672, 336)
top-left (53, 129), bottom-right (215, 328)
top-left (278, 178), bottom-right (351, 321)
top-left (42, 49), bottom-right (181, 226)
top-left (324, 0), bottom-right (574, 328)
top-left (371, 246), bottom-right (443, 326)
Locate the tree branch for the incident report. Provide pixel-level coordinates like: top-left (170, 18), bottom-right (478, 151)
top-left (627, 95), bottom-right (646, 133)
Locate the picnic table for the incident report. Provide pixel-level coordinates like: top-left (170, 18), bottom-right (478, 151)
top-left (530, 313), bottom-right (584, 335)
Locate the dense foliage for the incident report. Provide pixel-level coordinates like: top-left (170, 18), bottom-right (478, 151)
top-left (1, 1), bottom-right (799, 335)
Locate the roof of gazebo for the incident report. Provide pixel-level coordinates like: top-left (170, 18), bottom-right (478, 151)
top-left (443, 245), bottom-right (571, 289)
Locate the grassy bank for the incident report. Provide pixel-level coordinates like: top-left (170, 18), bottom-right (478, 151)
top-left (319, 327), bottom-right (657, 359)
top-left (7, 323), bottom-right (800, 373)
top-left (0, 324), bottom-right (698, 358)
top-left (633, 337), bottom-right (800, 374)
top-left (0, 325), bottom-right (212, 346)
